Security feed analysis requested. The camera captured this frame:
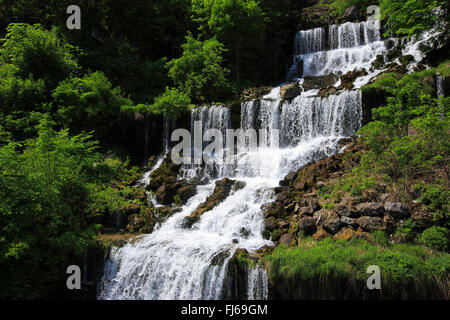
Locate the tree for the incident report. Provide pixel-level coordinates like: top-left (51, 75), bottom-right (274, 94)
top-left (150, 87), bottom-right (191, 120)
top-left (0, 116), bottom-right (99, 298)
top-left (0, 23), bottom-right (79, 89)
top-left (380, 0), bottom-right (446, 36)
top-left (191, 0), bottom-right (266, 82)
top-left (167, 34), bottom-right (230, 102)
top-left (52, 71), bottom-right (131, 141)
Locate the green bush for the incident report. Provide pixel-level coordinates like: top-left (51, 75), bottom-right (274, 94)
top-left (167, 34), bottom-right (230, 103)
top-left (420, 226), bottom-right (449, 251)
top-left (52, 71), bottom-right (131, 140)
top-left (0, 23), bottom-right (79, 89)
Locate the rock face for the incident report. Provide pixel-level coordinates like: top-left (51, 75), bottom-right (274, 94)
top-left (183, 178), bottom-right (236, 228)
top-left (298, 217), bottom-right (317, 235)
top-left (384, 202), bottom-right (409, 219)
top-left (177, 185), bottom-right (197, 204)
top-left (356, 216), bottom-right (384, 231)
top-left (280, 83), bottom-right (301, 99)
top-left (354, 202), bottom-right (385, 217)
top-left (323, 213), bottom-right (342, 234)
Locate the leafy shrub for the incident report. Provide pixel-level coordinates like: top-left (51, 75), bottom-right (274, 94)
top-left (0, 23), bottom-right (79, 89)
top-left (420, 226), bottom-right (449, 251)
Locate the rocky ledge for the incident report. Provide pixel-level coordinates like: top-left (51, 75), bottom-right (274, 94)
top-left (260, 141), bottom-right (436, 246)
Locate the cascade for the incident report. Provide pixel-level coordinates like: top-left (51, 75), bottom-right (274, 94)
top-left (97, 18), bottom-right (401, 302)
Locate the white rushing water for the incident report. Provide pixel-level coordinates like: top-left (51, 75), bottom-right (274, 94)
top-left (98, 18), bottom-right (396, 301)
top-left (98, 89), bottom-right (362, 300)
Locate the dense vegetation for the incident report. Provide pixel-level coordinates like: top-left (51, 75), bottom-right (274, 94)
top-left (0, 0), bottom-right (448, 299)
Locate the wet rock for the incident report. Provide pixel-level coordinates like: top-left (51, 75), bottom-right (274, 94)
top-left (183, 178), bottom-right (236, 228)
top-left (302, 74), bottom-right (338, 91)
top-left (233, 181), bottom-right (247, 191)
top-left (323, 213), bottom-right (342, 235)
top-left (354, 202), bottom-right (384, 217)
top-left (240, 228), bottom-right (251, 238)
top-left (280, 171), bottom-right (297, 186)
top-left (399, 54), bottom-right (415, 65)
top-left (298, 217), bottom-right (317, 235)
top-left (280, 83), bottom-right (301, 99)
top-left (384, 202), bottom-right (409, 219)
top-left (280, 233), bottom-right (296, 246)
top-left (356, 216), bottom-right (384, 231)
top-left (372, 54), bottom-right (385, 70)
top-left (338, 69), bottom-right (368, 90)
top-left (177, 185), bottom-right (197, 204)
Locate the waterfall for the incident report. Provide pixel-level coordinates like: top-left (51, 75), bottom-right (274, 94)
top-left (98, 19), bottom-right (367, 302)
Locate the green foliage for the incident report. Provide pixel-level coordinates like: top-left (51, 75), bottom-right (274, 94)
top-left (327, 0), bottom-right (375, 16)
top-left (150, 87), bottom-right (191, 119)
top-left (0, 116), bottom-right (99, 298)
top-left (359, 73), bottom-right (450, 179)
top-left (191, 0), bottom-right (266, 82)
top-left (0, 23), bottom-right (79, 89)
top-left (167, 35), bottom-right (230, 102)
top-left (420, 226), bottom-right (450, 251)
top-left (380, 0), bottom-right (446, 36)
top-left (52, 71), bottom-right (131, 140)
top-left (417, 182), bottom-right (450, 226)
top-left (265, 238), bottom-right (450, 289)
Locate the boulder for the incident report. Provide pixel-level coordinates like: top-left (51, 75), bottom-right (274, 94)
top-left (354, 202), bottom-right (385, 216)
top-left (280, 171), bottom-right (297, 186)
top-left (280, 233), bottom-right (296, 246)
top-left (264, 201), bottom-right (285, 218)
top-left (323, 213), bottom-right (342, 234)
top-left (399, 54), bottom-right (415, 66)
top-left (334, 203), bottom-right (354, 217)
top-left (280, 83), bottom-right (301, 99)
top-left (298, 217), bottom-right (317, 235)
top-left (177, 185), bottom-right (197, 204)
top-left (340, 216), bottom-right (358, 228)
top-left (384, 202), bottom-right (409, 219)
top-left (356, 216), bottom-right (384, 231)
top-left (183, 178), bottom-right (236, 227)
top-left (302, 75), bottom-right (338, 91)
top-left (264, 216), bottom-right (276, 230)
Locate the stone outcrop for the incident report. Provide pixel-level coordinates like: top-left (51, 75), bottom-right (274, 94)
top-left (280, 83), bottom-right (301, 99)
top-left (183, 178), bottom-right (236, 228)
